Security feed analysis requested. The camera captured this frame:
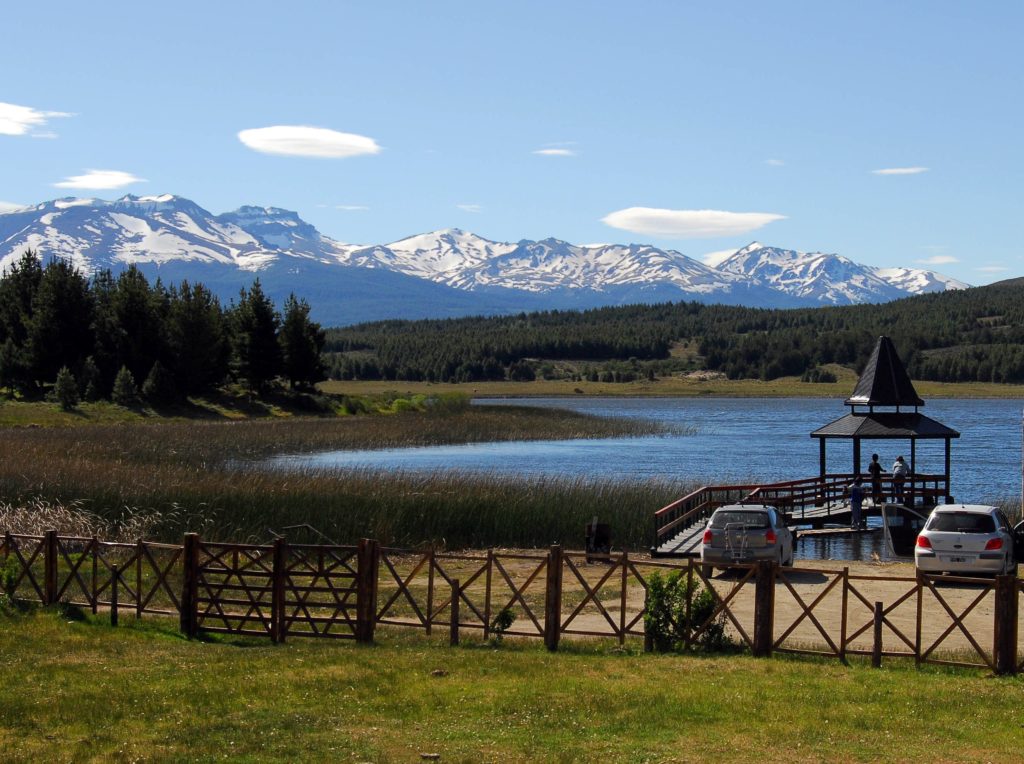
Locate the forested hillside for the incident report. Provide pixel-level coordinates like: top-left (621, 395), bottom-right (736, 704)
top-left (324, 278), bottom-right (1024, 384)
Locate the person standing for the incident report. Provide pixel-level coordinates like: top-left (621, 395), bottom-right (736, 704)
top-left (892, 455), bottom-right (908, 504)
top-left (849, 477), bottom-right (865, 530)
top-left (867, 453), bottom-right (883, 505)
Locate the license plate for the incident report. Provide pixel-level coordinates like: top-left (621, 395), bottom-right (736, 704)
top-left (945, 556), bottom-right (970, 563)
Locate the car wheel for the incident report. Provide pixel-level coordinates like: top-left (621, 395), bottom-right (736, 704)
top-left (784, 547), bottom-right (794, 567)
top-left (701, 564), bottom-right (713, 579)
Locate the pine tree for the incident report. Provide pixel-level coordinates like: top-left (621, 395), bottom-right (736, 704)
top-left (52, 366), bottom-right (79, 410)
top-left (26, 258), bottom-right (94, 387)
top-left (231, 280), bottom-right (281, 393)
top-left (111, 365), bottom-right (139, 407)
top-left (79, 356), bottom-right (103, 401)
top-left (166, 281), bottom-right (230, 395)
top-left (142, 360), bottom-right (177, 404)
top-left (279, 293), bottom-right (325, 389)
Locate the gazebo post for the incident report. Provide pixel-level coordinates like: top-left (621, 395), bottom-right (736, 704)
top-left (819, 439), bottom-right (827, 480)
top-left (853, 438), bottom-right (861, 478)
top-left (910, 439), bottom-right (917, 506)
top-left (944, 438), bottom-right (951, 502)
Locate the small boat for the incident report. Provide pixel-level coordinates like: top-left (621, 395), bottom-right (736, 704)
top-left (880, 503), bottom-right (930, 558)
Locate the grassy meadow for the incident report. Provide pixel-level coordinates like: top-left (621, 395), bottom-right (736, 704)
top-left (319, 368), bottom-right (1024, 400)
top-left (2, 607), bottom-right (1022, 763)
top-left (0, 400), bottom-right (683, 548)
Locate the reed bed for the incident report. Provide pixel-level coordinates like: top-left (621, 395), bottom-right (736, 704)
top-left (0, 405), bottom-right (683, 549)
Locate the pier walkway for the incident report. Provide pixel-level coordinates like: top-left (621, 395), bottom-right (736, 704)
top-left (652, 474), bottom-right (946, 557)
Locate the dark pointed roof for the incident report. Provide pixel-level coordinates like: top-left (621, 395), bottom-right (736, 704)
top-left (812, 412), bottom-right (959, 440)
top-left (844, 336), bottom-right (924, 408)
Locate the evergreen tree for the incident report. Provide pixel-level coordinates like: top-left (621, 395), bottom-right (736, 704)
top-left (0, 338), bottom-right (28, 396)
top-left (0, 249), bottom-right (43, 350)
top-left (79, 356), bottom-right (103, 402)
top-left (52, 366), bottom-right (79, 410)
top-left (111, 266), bottom-right (167, 383)
top-left (279, 293), bottom-right (325, 389)
top-left (26, 258), bottom-right (94, 387)
top-left (232, 280), bottom-right (281, 393)
top-left (166, 281), bottom-right (230, 395)
top-left (142, 360), bottom-right (177, 404)
top-left (111, 365), bottom-right (139, 407)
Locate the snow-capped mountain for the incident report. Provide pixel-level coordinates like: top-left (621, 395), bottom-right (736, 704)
top-left (716, 242), bottom-right (968, 304)
top-left (0, 195), bottom-right (969, 325)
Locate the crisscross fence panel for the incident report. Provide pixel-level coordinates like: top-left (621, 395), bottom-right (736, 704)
top-left (194, 540), bottom-right (276, 639)
top-left (773, 565), bottom-right (846, 659)
top-left (282, 543), bottom-right (359, 639)
top-left (916, 572), bottom-right (996, 671)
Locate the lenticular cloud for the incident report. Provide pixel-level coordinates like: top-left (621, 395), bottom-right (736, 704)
top-left (602, 207), bottom-right (786, 238)
top-left (238, 126), bottom-right (381, 159)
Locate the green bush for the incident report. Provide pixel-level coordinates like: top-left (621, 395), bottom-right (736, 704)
top-left (52, 366), bottom-right (79, 410)
top-left (112, 366), bottom-right (139, 407)
top-left (644, 570), bottom-right (729, 653)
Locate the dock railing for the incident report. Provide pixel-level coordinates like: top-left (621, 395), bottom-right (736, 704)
top-left (653, 473), bottom-right (950, 549)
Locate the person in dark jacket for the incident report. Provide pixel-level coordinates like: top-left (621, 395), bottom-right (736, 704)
top-left (867, 453), bottom-right (883, 505)
top-left (849, 477), bottom-right (865, 530)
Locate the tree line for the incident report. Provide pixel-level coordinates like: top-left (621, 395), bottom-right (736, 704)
top-left (324, 278), bottom-right (1024, 384)
top-left (0, 250), bottom-right (326, 406)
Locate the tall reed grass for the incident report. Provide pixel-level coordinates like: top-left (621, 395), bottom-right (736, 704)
top-left (0, 405), bottom-right (682, 549)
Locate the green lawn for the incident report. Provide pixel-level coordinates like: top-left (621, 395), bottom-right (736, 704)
top-left (1, 608), bottom-right (1021, 762)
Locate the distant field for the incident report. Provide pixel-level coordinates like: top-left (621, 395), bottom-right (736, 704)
top-left (2, 609), bottom-right (1022, 763)
top-left (320, 371), bottom-right (1024, 399)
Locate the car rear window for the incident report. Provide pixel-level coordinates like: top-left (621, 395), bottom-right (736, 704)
top-left (927, 512), bottom-right (996, 533)
top-left (710, 511), bottom-right (769, 529)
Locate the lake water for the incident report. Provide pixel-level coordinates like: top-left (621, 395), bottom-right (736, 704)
top-left (265, 397), bottom-right (1023, 561)
top-left (271, 397), bottom-right (1023, 504)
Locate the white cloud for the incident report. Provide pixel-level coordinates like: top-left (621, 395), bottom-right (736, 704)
top-left (0, 101), bottom-right (72, 137)
top-left (602, 207), bottom-right (786, 238)
top-left (456, 204), bottom-right (482, 213)
top-left (764, 158), bottom-right (785, 166)
top-left (872, 166), bottom-right (929, 175)
top-left (0, 200), bottom-right (26, 213)
top-left (53, 169), bottom-right (146, 190)
top-left (336, 204), bottom-right (369, 211)
top-left (533, 148), bottom-right (576, 157)
top-left (976, 265), bottom-right (1008, 273)
top-left (238, 125), bottom-right (381, 158)
top-left (916, 255), bottom-right (959, 265)
top-left (701, 248), bottom-right (740, 267)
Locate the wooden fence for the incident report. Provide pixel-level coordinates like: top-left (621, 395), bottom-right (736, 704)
top-left (2, 530), bottom-right (1021, 674)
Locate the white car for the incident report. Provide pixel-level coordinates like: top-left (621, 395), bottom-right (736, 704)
top-left (914, 504), bottom-right (1019, 577)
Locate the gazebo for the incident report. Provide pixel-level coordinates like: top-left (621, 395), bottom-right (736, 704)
top-left (810, 336), bottom-right (960, 504)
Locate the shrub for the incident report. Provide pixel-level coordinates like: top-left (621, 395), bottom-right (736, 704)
top-left (142, 360), bottom-right (178, 404)
top-left (52, 366), bottom-right (79, 410)
top-left (644, 570), bottom-right (729, 653)
top-left (112, 366), bottom-right (139, 406)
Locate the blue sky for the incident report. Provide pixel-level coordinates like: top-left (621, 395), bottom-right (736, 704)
top-left (2, 1), bottom-right (1021, 283)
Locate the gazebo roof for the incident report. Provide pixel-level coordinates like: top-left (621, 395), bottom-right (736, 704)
top-left (844, 336), bottom-right (924, 408)
top-left (811, 412), bottom-right (960, 440)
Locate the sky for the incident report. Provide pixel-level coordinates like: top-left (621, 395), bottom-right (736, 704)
top-left (2, 1), bottom-right (1022, 284)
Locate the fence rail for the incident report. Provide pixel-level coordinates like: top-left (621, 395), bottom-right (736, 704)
top-left (1, 530), bottom-right (1019, 674)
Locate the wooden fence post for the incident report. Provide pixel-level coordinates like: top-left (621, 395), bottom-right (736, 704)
top-left (993, 574), bottom-right (1018, 676)
top-left (872, 601), bottom-right (883, 668)
top-left (483, 549), bottom-right (494, 641)
top-left (544, 544), bottom-right (563, 652)
top-left (110, 565), bottom-right (119, 627)
top-left (180, 533), bottom-right (199, 639)
top-left (356, 538), bottom-right (380, 643)
top-left (752, 560), bottom-right (775, 657)
top-left (270, 537), bottom-right (287, 644)
top-left (90, 537), bottom-right (99, 614)
top-left (136, 541), bottom-right (144, 620)
top-left (450, 578), bottom-right (460, 647)
top-left (43, 529), bottom-right (58, 605)
top-left (425, 549), bottom-right (435, 637)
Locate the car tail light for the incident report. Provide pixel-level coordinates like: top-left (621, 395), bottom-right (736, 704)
top-left (765, 530), bottom-right (777, 545)
top-left (916, 535), bottom-right (931, 549)
top-left (985, 538), bottom-right (1004, 551)
top-left (703, 529), bottom-right (713, 544)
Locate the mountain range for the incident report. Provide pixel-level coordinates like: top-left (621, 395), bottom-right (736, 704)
top-left (0, 195), bottom-right (969, 326)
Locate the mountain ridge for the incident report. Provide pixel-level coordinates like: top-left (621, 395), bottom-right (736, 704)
top-left (0, 194), bottom-right (970, 325)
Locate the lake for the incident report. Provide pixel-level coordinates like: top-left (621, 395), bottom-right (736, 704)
top-left (270, 397), bottom-right (1023, 505)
